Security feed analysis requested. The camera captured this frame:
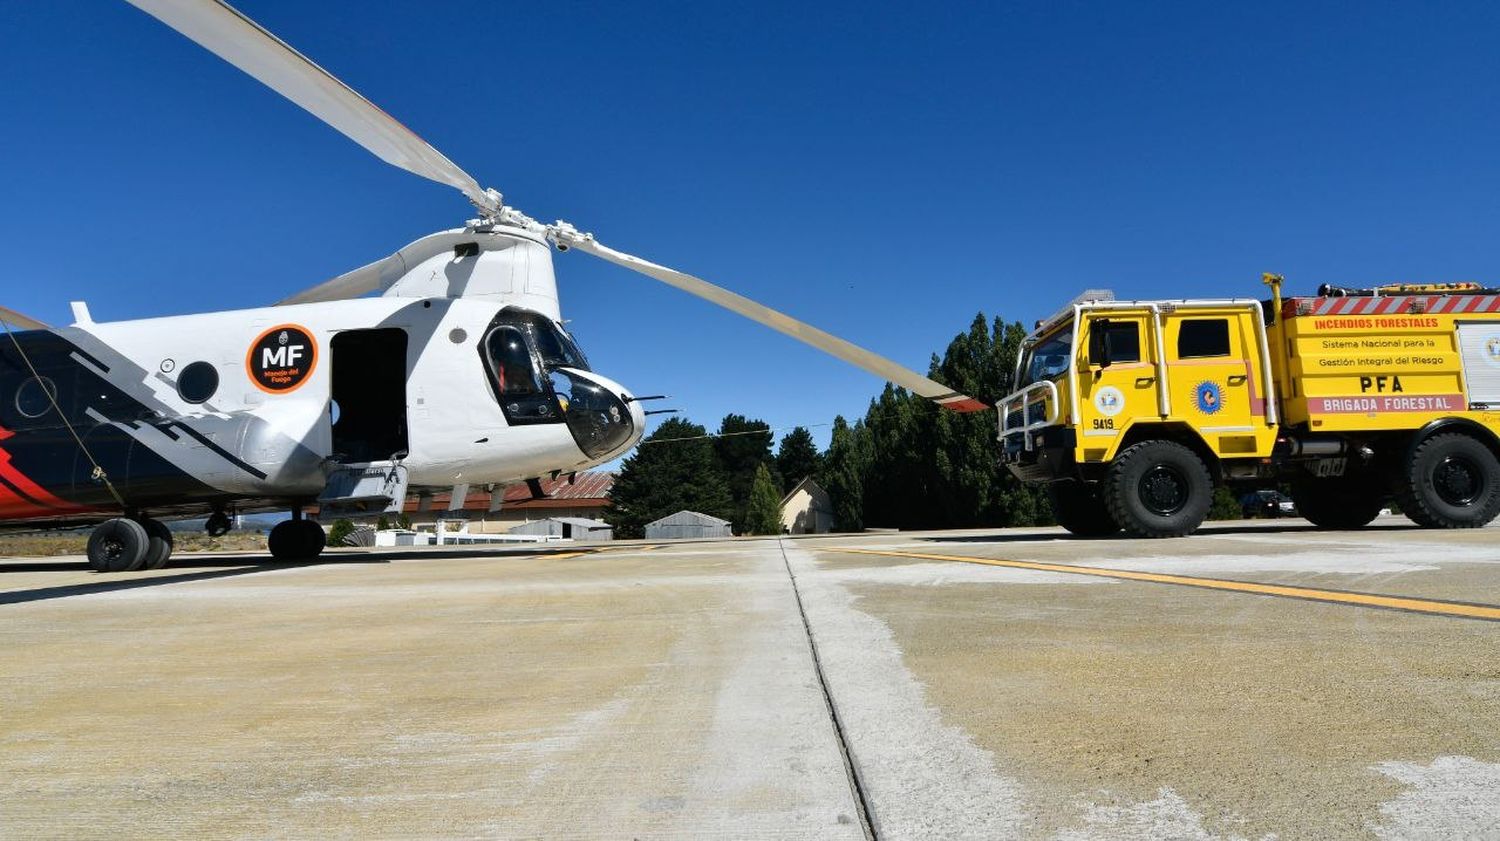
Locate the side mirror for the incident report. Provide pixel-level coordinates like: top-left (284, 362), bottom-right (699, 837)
top-left (1088, 320), bottom-right (1112, 368)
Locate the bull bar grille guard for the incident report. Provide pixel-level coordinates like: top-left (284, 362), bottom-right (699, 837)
top-left (998, 380), bottom-right (1060, 453)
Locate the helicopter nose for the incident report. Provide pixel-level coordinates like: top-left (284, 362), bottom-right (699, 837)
top-left (551, 368), bottom-right (644, 460)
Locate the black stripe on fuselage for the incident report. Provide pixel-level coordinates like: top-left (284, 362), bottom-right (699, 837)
top-left (168, 422), bottom-right (268, 481)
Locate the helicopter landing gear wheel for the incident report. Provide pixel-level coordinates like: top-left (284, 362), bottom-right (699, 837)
top-left (204, 511), bottom-right (232, 537)
top-left (87, 518), bottom-right (150, 572)
top-left (138, 518), bottom-right (175, 570)
top-left (268, 519), bottom-right (327, 562)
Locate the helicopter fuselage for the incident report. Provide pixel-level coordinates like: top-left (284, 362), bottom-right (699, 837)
top-left (0, 294), bottom-right (643, 528)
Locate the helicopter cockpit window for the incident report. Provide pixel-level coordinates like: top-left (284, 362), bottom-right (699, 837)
top-left (486, 326), bottom-right (543, 396)
top-left (483, 324), bottom-right (560, 424)
top-left (532, 321), bottom-right (590, 371)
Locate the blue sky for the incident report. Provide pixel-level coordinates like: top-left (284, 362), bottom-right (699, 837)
top-left (3, 1), bottom-right (1499, 450)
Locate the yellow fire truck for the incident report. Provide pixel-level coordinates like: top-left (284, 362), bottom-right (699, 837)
top-left (998, 275), bottom-right (1500, 537)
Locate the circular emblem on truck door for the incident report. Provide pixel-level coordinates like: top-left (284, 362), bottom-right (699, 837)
top-left (246, 324), bottom-right (317, 394)
top-left (1484, 335), bottom-right (1500, 367)
top-left (1194, 380), bottom-right (1224, 415)
top-left (1094, 385), bottom-right (1125, 417)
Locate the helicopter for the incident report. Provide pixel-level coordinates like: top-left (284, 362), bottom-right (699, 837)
top-left (0, 0), bottom-right (985, 572)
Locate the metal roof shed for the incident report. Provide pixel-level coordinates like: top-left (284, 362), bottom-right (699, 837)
top-left (644, 510), bottom-right (733, 540)
top-left (508, 517), bottom-right (614, 542)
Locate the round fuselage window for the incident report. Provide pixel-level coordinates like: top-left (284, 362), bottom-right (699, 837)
top-left (15, 376), bottom-right (58, 419)
top-left (176, 361), bottom-right (220, 404)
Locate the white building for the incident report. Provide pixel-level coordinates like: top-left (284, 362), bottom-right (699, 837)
top-left (780, 477), bottom-right (833, 534)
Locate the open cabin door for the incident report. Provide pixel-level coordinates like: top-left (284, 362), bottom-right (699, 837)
top-left (330, 328), bottom-right (409, 464)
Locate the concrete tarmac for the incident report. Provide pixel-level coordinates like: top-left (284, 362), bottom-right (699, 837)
top-left (1, 519), bottom-right (1497, 839)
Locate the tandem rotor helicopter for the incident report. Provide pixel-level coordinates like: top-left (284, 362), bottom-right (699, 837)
top-left (0, 0), bottom-right (984, 572)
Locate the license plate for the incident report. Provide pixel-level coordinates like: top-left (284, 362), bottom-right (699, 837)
top-left (1313, 458), bottom-right (1347, 478)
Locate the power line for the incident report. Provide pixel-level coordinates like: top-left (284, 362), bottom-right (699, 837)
top-left (640, 422), bottom-right (831, 445)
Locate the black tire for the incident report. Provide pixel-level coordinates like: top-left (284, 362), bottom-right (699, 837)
top-left (268, 519), bottom-right (327, 561)
top-left (139, 518), bottom-right (174, 570)
top-left (1048, 481), bottom-right (1120, 537)
top-left (1290, 478), bottom-right (1385, 529)
top-left (1395, 433), bottom-right (1500, 529)
top-left (299, 520), bottom-right (327, 557)
top-left (1104, 440), bottom-right (1213, 538)
top-left (87, 518), bottom-right (150, 572)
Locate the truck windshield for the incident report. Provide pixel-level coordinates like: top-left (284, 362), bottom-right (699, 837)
top-left (1020, 328), bottom-right (1073, 387)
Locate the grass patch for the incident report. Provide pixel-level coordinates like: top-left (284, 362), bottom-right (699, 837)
top-left (0, 530), bottom-right (267, 558)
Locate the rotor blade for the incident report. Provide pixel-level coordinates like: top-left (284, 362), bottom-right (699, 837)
top-left (0, 306), bottom-right (49, 331)
top-left (565, 236), bottom-right (988, 412)
top-left (124, 0), bottom-right (499, 214)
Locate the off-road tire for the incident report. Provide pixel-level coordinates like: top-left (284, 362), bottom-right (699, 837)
top-left (1395, 433), bottom-right (1500, 529)
top-left (1104, 440), bottom-right (1213, 538)
top-left (1048, 481), bottom-right (1120, 537)
top-left (1290, 478), bottom-right (1384, 529)
top-left (87, 517), bottom-right (150, 573)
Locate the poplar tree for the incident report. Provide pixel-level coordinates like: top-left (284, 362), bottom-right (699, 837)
top-left (821, 415), bottom-right (869, 531)
top-left (745, 463), bottom-right (784, 535)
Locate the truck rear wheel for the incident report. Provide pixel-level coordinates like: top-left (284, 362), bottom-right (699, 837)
top-left (1104, 440), bottom-right (1213, 538)
top-left (1047, 481), bottom-right (1119, 537)
top-left (1290, 478), bottom-right (1384, 529)
top-left (1396, 433), bottom-right (1500, 529)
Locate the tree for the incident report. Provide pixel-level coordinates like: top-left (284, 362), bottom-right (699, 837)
top-left (328, 518), bottom-right (356, 545)
top-left (606, 417), bottom-right (734, 538)
top-left (775, 426), bottom-right (822, 492)
top-left (833, 312), bottom-right (1050, 531)
top-left (820, 415), bottom-right (870, 531)
top-left (1207, 486), bottom-right (1242, 521)
top-left (713, 414), bottom-right (779, 532)
top-left (376, 514), bottom-right (391, 531)
top-left (745, 463), bottom-right (784, 535)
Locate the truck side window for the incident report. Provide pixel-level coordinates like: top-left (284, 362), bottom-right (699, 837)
top-left (1094, 321), bottom-right (1141, 364)
top-left (1177, 319), bottom-right (1231, 358)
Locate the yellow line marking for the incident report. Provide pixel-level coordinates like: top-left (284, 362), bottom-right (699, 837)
top-left (835, 547), bottom-right (1500, 622)
top-left (546, 551), bottom-right (590, 561)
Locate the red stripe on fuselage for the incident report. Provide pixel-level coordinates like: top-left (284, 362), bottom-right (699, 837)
top-left (0, 423), bottom-right (98, 519)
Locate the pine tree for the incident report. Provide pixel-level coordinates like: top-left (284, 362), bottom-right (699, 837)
top-left (713, 414), bottom-right (778, 532)
top-left (841, 312), bottom-right (1049, 530)
top-left (745, 463), bottom-right (784, 535)
top-left (605, 417), bottom-right (734, 538)
top-left (775, 426), bottom-right (822, 492)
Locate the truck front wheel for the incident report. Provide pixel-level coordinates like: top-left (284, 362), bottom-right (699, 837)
top-left (1396, 433), bottom-right (1500, 528)
top-left (1104, 440), bottom-right (1213, 538)
top-left (1047, 481), bottom-right (1120, 537)
top-left (1290, 477), bottom-right (1384, 529)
